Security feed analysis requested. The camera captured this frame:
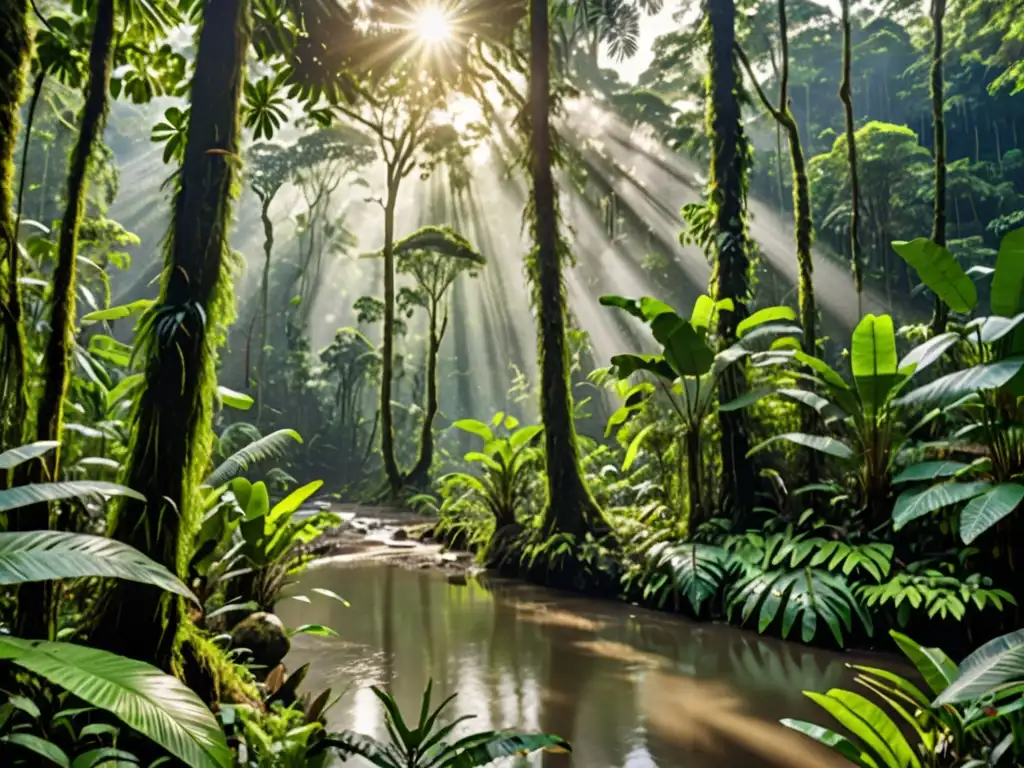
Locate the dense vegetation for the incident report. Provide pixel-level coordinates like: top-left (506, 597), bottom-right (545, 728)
top-left (1, 0), bottom-right (1023, 765)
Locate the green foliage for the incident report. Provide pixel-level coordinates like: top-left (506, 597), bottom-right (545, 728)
top-left (0, 637), bottom-right (231, 768)
top-left (859, 567), bottom-right (1016, 626)
top-left (323, 680), bottom-right (570, 767)
top-left (439, 415), bottom-right (543, 529)
top-left (783, 630), bottom-right (1024, 766)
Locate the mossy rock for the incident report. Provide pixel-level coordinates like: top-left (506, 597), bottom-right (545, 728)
top-left (230, 612), bottom-right (290, 673)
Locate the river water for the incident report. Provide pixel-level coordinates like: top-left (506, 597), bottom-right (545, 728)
top-left (277, 561), bottom-right (888, 767)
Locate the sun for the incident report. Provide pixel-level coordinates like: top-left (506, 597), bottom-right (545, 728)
top-left (413, 6), bottom-right (453, 46)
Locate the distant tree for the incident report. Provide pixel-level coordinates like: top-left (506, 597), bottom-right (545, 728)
top-left (393, 226), bottom-right (485, 487)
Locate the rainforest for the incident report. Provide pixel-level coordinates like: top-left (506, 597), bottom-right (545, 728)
top-left (1, 0), bottom-right (1023, 765)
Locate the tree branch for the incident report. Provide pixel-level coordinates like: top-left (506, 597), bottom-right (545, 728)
top-left (733, 42), bottom-right (784, 123)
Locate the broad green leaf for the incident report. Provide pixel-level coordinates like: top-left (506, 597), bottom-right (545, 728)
top-left (719, 388), bottom-right (771, 411)
top-left (779, 720), bottom-right (874, 767)
top-left (451, 419), bottom-right (493, 443)
top-left (893, 238), bottom-right (977, 313)
top-left (935, 628), bottom-right (1024, 704)
top-left (509, 425), bottom-right (543, 451)
top-left (990, 228), bottom-right (1024, 317)
top-left (287, 624), bottom-right (338, 638)
top-left (217, 386), bottom-right (253, 411)
top-left (623, 424), bottom-right (654, 471)
top-left (898, 332), bottom-right (958, 377)
top-left (442, 731), bottom-right (570, 765)
top-left (892, 481), bottom-right (991, 530)
top-left (0, 441), bottom-right (60, 470)
top-left (803, 690), bottom-right (909, 768)
top-left (87, 335), bottom-right (132, 367)
top-left (610, 353), bottom-right (677, 381)
top-left (311, 587), bottom-right (350, 606)
top-left (0, 531), bottom-right (196, 603)
top-left (2, 733), bottom-right (70, 767)
top-left (736, 306), bottom-right (797, 338)
top-left (891, 631), bottom-right (958, 696)
top-left (852, 314), bottom-right (898, 415)
top-left (748, 433), bottom-right (854, 460)
top-left (81, 299), bottom-right (155, 323)
top-left (892, 461), bottom-right (970, 484)
top-left (0, 637), bottom-right (230, 768)
top-left (204, 429), bottom-right (302, 487)
top-left (245, 482), bottom-right (270, 521)
top-left (599, 294), bottom-right (645, 320)
top-left (832, 688), bottom-right (921, 768)
top-left (975, 312), bottom-right (1024, 344)
top-left (894, 357), bottom-right (1024, 408)
top-left (269, 480), bottom-right (324, 522)
top-left (106, 374), bottom-right (144, 410)
top-left (0, 481), bottom-right (145, 513)
top-left (689, 295), bottom-right (716, 330)
top-left (652, 313), bottom-right (715, 376)
top-left (959, 483), bottom-right (1024, 544)
top-left (464, 451), bottom-right (502, 472)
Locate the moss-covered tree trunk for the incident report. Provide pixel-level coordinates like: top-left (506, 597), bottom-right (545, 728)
top-left (16, 0), bottom-right (115, 641)
top-left (92, 0), bottom-right (250, 670)
top-left (0, 0), bottom-right (31, 456)
top-left (407, 305), bottom-right (442, 488)
top-left (380, 179), bottom-right (402, 495)
top-left (530, 0), bottom-right (607, 538)
top-left (839, 0), bottom-right (863, 306)
top-left (707, 0), bottom-right (756, 523)
top-left (929, 0), bottom-right (948, 334)
top-left (788, 127), bottom-right (815, 354)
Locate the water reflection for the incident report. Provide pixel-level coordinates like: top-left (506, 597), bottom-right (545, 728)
top-left (277, 563), bottom-right (884, 767)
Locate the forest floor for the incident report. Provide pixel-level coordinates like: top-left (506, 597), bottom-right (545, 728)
top-left (304, 502), bottom-right (478, 578)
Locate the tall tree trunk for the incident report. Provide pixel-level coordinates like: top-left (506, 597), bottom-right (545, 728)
top-left (707, 0), bottom-right (756, 523)
top-left (16, 0), bottom-right (115, 641)
top-left (407, 307), bottom-right (442, 487)
top-left (0, 0), bottom-right (31, 455)
top-left (839, 0), bottom-right (863, 311)
top-left (91, 0), bottom-right (250, 670)
top-left (530, 0), bottom-right (606, 538)
top-left (380, 179), bottom-right (402, 494)
top-left (929, 0), bottom-right (948, 334)
top-left (257, 194), bottom-right (272, 425)
top-left (789, 128), bottom-right (815, 354)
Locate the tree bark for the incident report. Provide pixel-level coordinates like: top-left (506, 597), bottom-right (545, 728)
top-left (407, 306), bottom-right (442, 487)
top-left (708, 0), bottom-right (756, 523)
top-left (91, 0), bottom-right (250, 670)
top-left (257, 194), bottom-right (273, 425)
top-left (839, 0), bottom-right (863, 310)
top-left (380, 180), bottom-right (402, 494)
top-left (17, 0), bottom-right (116, 641)
top-left (929, 0), bottom-right (948, 334)
top-left (0, 0), bottom-right (32, 456)
top-left (530, 0), bottom-right (606, 538)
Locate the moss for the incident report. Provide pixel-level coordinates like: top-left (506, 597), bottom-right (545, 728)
top-left (527, 0), bottom-right (609, 539)
top-left (705, 0), bottom-right (757, 523)
top-left (178, 621), bottom-right (259, 707)
top-left (91, 0), bottom-right (251, 671)
top-left (0, 0), bottom-right (31, 457)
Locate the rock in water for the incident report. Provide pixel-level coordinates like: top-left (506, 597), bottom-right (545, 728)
top-left (231, 612), bottom-right (290, 672)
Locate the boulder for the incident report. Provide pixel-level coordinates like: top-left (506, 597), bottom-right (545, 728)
top-left (391, 528), bottom-right (409, 541)
top-left (231, 612), bottom-right (290, 673)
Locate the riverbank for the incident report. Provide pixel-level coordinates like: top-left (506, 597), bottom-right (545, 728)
top-left (303, 503), bottom-right (479, 578)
